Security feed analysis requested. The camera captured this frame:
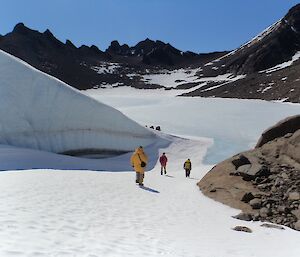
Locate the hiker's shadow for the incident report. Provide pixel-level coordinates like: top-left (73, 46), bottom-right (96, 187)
top-left (165, 175), bottom-right (175, 178)
top-left (189, 177), bottom-right (199, 180)
top-left (139, 186), bottom-right (160, 193)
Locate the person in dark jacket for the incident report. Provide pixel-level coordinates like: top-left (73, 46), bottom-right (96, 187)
top-left (159, 152), bottom-right (168, 175)
top-left (183, 159), bottom-right (192, 177)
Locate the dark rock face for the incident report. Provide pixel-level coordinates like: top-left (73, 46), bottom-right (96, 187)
top-left (134, 38), bottom-right (160, 56)
top-left (0, 23), bottom-right (112, 90)
top-left (232, 154), bottom-right (251, 168)
top-left (216, 4), bottom-right (300, 75)
top-left (241, 192), bottom-right (255, 203)
top-left (199, 115), bottom-right (300, 231)
top-left (0, 23), bottom-right (224, 91)
top-left (107, 38), bottom-right (208, 66)
top-left (106, 40), bottom-right (130, 55)
top-left (142, 42), bottom-right (198, 66)
top-left (182, 4), bottom-right (300, 103)
top-left (231, 161), bottom-right (270, 181)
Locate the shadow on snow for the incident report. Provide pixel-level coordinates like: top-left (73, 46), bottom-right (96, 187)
top-left (139, 185), bottom-right (160, 193)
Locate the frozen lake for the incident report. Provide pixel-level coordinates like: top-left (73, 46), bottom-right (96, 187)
top-left (85, 87), bottom-right (300, 164)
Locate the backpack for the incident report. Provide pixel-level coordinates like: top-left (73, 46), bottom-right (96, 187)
top-left (138, 154), bottom-right (146, 167)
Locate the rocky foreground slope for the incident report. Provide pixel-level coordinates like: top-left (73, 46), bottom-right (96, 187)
top-left (198, 115), bottom-right (300, 230)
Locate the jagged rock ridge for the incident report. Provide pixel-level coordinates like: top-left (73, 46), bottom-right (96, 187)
top-left (0, 24), bottom-right (222, 90)
top-left (184, 4), bottom-right (300, 102)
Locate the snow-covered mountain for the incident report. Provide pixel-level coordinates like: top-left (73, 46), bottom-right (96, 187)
top-left (0, 23), bottom-right (224, 90)
top-left (0, 50), bottom-right (157, 154)
top-left (1, 5), bottom-right (300, 103)
top-left (189, 4), bottom-right (300, 102)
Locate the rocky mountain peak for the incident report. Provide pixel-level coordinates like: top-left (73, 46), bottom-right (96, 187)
top-left (285, 3), bottom-right (300, 30)
top-left (104, 37), bottom-right (200, 65)
top-left (43, 28), bottom-right (54, 37)
top-left (90, 44), bottom-right (105, 55)
top-left (138, 38), bottom-right (156, 45)
top-left (65, 39), bottom-right (77, 48)
top-left (199, 3), bottom-right (300, 79)
top-left (106, 40), bottom-right (130, 55)
top-left (134, 38), bottom-right (158, 54)
top-left (12, 22), bottom-right (32, 34)
top-left (109, 40), bottom-right (121, 48)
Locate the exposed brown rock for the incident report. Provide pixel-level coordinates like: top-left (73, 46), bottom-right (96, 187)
top-left (256, 115), bottom-right (300, 147)
top-left (232, 226), bottom-right (252, 233)
top-left (197, 157), bottom-right (261, 213)
top-left (198, 115), bottom-right (300, 231)
top-left (260, 223), bottom-right (285, 230)
top-left (232, 212), bottom-right (253, 221)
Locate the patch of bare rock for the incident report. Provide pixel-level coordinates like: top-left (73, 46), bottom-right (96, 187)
top-left (198, 115), bottom-right (300, 231)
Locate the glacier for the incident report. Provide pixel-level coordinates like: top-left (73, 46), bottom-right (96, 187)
top-left (0, 50), bottom-right (157, 154)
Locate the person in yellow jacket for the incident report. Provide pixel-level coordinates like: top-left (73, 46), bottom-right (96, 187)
top-left (183, 159), bottom-right (192, 178)
top-left (130, 146), bottom-right (148, 186)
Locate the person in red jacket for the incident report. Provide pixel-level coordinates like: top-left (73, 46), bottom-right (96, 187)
top-left (159, 152), bottom-right (168, 175)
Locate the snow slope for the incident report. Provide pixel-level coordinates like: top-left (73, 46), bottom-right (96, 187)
top-left (0, 134), bottom-right (170, 171)
top-left (0, 136), bottom-right (300, 257)
top-left (0, 50), bottom-right (156, 154)
top-left (0, 86), bottom-right (299, 256)
top-left (140, 68), bottom-right (246, 90)
top-left (141, 68), bottom-right (202, 88)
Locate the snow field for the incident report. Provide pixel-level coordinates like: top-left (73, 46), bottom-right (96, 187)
top-left (141, 68), bottom-right (202, 88)
top-left (91, 62), bottom-right (121, 74)
top-left (85, 87), bottom-right (300, 164)
top-left (0, 47), bottom-right (300, 257)
top-left (140, 68), bottom-right (246, 91)
top-left (0, 133), bottom-right (170, 171)
top-left (1, 136), bottom-right (299, 257)
top-left (0, 137), bottom-right (208, 257)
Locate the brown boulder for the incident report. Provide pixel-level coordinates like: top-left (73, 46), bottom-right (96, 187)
top-left (256, 115), bottom-right (300, 148)
top-left (197, 156), bottom-right (260, 213)
top-left (232, 226), bottom-right (252, 233)
top-left (198, 115), bottom-right (300, 231)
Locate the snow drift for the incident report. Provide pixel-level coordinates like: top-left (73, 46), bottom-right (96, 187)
top-left (0, 50), bottom-right (156, 154)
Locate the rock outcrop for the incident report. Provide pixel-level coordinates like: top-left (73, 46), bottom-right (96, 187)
top-left (182, 4), bottom-right (300, 103)
top-left (198, 115), bottom-right (300, 230)
top-left (256, 114), bottom-right (300, 147)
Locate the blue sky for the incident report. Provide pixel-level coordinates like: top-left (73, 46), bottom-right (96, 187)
top-left (0, 0), bottom-right (299, 53)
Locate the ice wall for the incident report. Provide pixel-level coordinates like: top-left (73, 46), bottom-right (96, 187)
top-left (0, 50), bottom-right (156, 153)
